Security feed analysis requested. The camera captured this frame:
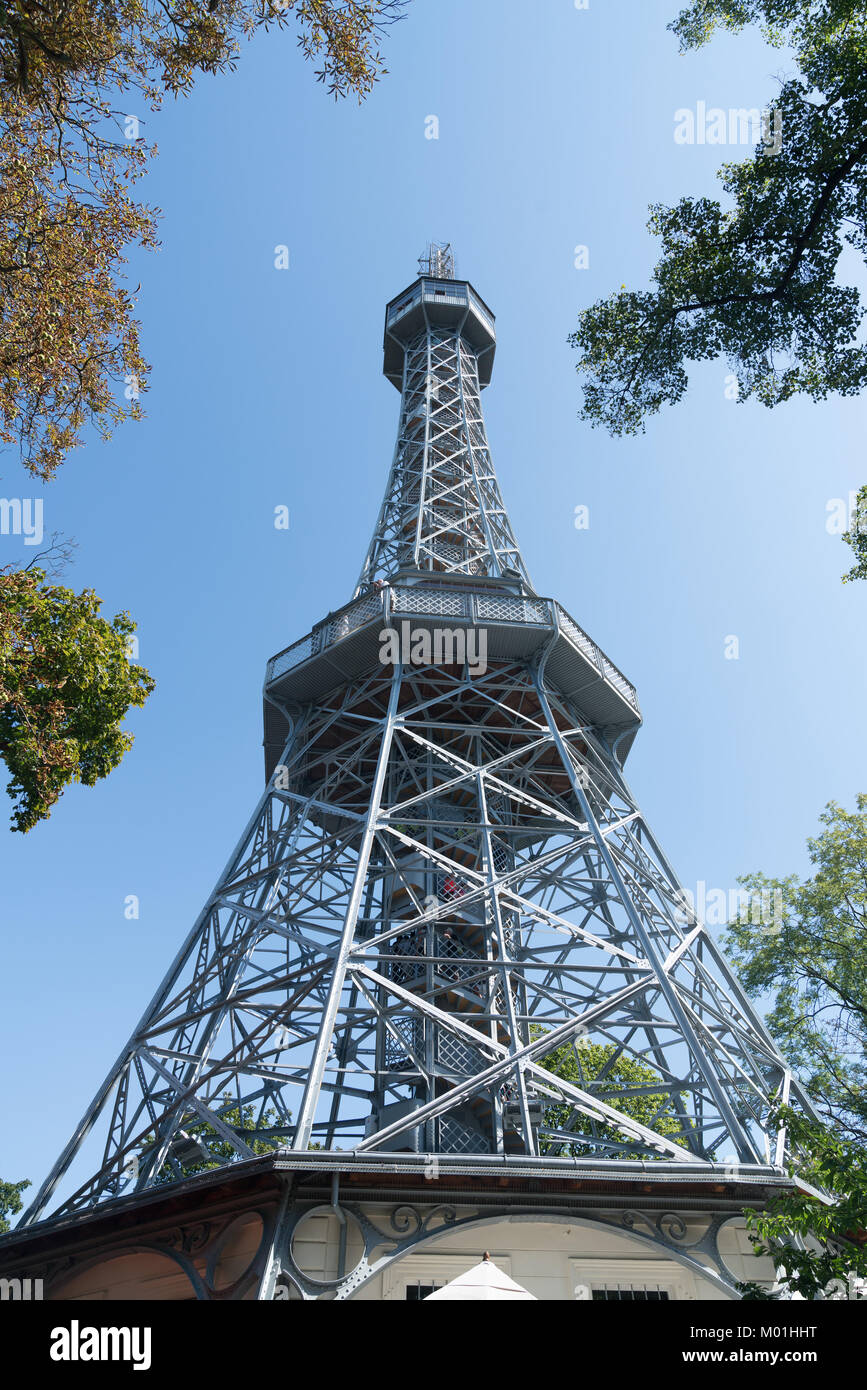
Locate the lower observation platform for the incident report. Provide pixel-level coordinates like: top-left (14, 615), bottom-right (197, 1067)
top-left (263, 574), bottom-right (641, 779)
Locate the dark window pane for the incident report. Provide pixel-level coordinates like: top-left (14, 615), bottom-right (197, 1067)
top-left (590, 1287), bottom-right (670, 1302)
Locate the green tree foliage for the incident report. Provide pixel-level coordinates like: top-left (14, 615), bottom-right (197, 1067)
top-left (0, 0), bottom-right (405, 477)
top-left (0, 563), bottom-right (153, 830)
top-left (723, 795), bottom-right (867, 1145)
top-left (535, 1033), bottom-right (688, 1158)
top-left (0, 4), bottom-right (405, 824)
top-left (570, 2), bottom-right (867, 578)
top-left (842, 483), bottom-right (867, 582)
top-left (739, 1107), bottom-right (867, 1299)
top-left (143, 1097), bottom-right (287, 1184)
top-left (0, 1176), bottom-right (31, 1233)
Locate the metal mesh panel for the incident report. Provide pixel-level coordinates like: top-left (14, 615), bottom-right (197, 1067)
top-left (523, 598), bottom-right (550, 624)
top-left (432, 541), bottom-right (469, 569)
top-left (491, 837), bottom-right (511, 873)
top-left (475, 595), bottom-right (548, 624)
top-left (436, 871), bottom-right (469, 901)
top-left (598, 654), bottom-right (638, 705)
top-left (267, 634), bottom-right (314, 681)
top-left (556, 606), bottom-right (601, 666)
top-left (435, 1032), bottom-right (484, 1076)
top-left (393, 587), bottom-right (468, 618)
top-left (433, 931), bottom-right (483, 997)
top-left (439, 1115), bottom-right (489, 1154)
top-left (556, 605), bottom-right (639, 709)
top-left (384, 1017), bottom-right (423, 1070)
top-left (325, 592), bottom-right (383, 645)
top-left (389, 930), bottom-right (423, 987)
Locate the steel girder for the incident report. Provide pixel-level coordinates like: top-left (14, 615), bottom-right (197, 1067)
top-left (356, 325), bottom-right (531, 591)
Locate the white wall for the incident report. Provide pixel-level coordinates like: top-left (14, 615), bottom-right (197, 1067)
top-left (288, 1206), bottom-right (777, 1301)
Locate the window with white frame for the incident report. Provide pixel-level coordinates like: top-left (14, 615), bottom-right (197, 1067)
top-left (404, 1281), bottom-right (444, 1301)
top-left (382, 1253), bottom-right (513, 1301)
top-left (591, 1284), bottom-right (670, 1301)
top-left (569, 1257), bottom-right (695, 1302)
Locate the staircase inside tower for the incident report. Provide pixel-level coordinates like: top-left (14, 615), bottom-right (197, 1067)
top-left (294, 661), bottom-right (598, 1160)
top-left (374, 781), bottom-right (527, 1156)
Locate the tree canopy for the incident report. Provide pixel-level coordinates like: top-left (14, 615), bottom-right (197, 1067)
top-left (0, 1), bottom-right (403, 824)
top-left (739, 1107), bottom-right (867, 1299)
top-left (0, 1175), bottom-right (30, 1233)
top-left (0, 562), bottom-right (153, 830)
top-left (0, 0), bottom-right (405, 477)
top-left (724, 794), bottom-right (867, 1146)
top-left (142, 1097), bottom-right (288, 1184)
top-left (536, 1034), bottom-right (688, 1158)
top-left (843, 483), bottom-right (867, 581)
top-left (570, 1), bottom-right (867, 577)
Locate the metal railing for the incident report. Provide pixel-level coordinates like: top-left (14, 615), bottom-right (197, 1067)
top-left (468, 289), bottom-right (495, 335)
top-left (386, 288), bottom-right (423, 326)
top-left (554, 605), bottom-right (638, 708)
top-left (266, 585), bottom-right (639, 715)
top-left (386, 282), bottom-right (496, 338)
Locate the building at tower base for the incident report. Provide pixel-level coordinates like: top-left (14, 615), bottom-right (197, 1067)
top-left (0, 1153), bottom-right (782, 1300)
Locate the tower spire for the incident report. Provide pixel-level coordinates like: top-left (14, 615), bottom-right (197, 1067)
top-left (418, 241), bottom-right (455, 280)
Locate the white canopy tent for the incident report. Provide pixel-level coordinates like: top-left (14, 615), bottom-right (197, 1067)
top-left (423, 1254), bottom-right (537, 1301)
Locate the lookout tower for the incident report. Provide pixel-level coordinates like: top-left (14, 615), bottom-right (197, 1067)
top-left (2, 252), bottom-right (816, 1302)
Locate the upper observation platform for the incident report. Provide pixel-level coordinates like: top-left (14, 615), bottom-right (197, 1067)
top-left (383, 277), bottom-right (497, 389)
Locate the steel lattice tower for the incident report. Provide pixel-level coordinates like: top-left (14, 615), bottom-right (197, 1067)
top-left (21, 246), bottom-right (816, 1231)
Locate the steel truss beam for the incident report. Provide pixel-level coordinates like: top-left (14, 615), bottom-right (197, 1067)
top-left (22, 653), bottom-right (817, 1225)
top-left (357, 326), bottom-right (531, 590)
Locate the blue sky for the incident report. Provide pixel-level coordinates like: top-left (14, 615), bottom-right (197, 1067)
top-left (2, 0), bottom-right (865, 1194)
